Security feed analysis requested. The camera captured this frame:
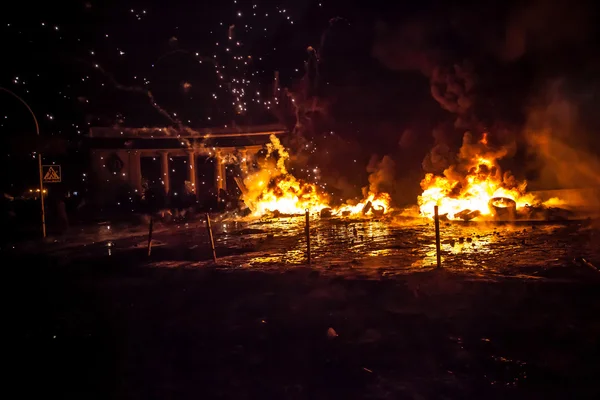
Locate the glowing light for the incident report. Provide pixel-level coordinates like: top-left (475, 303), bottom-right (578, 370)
top-left (418, 133), bottom-right (557, 220)
top-left (243, 136), bottom-right (391, 218)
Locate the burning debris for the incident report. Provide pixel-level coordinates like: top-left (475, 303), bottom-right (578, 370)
top-left (241, 135), bottom-right (330, 216)
top-left (418, 132), bottom-right (567, 221)
top-left (240, 135), bottom-right (391, 218)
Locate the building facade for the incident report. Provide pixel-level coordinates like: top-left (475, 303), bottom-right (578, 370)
top-left (88, 124), bottom-right (286, 204)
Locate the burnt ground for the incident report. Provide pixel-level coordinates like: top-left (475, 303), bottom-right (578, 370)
top-left (5, 216), bottom-right (600, 399)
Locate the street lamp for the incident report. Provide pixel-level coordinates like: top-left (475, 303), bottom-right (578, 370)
top-left (0, 87), bottom-right (46, 238)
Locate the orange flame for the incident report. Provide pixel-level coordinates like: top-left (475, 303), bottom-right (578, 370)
top-left (418, 133), bottom-right (540, 220)
top-left (480, 132), bottom-right (488, 146)
top-left (242, 135), bottom-right (391, 217)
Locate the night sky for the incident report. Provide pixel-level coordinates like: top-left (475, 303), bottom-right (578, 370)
top-left (2, 0), bottom-right (600, 203)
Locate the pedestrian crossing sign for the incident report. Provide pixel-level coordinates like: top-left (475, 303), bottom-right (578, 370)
top-left (42, 165), bottom-right (61, 183)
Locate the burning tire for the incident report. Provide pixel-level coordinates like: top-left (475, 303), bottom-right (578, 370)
top-left (489, 197), bottom-right (517, 221)
top-left (320, 208), bottom-right (333, 218)
top-left (455, 209), bottom-right (481, 221)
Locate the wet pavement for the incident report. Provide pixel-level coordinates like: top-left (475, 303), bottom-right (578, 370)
top-left (7, 216), bottom-right (600, 399)
top-left (23, 215), bottom-right (600, 281)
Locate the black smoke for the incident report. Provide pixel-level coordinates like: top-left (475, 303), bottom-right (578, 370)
top-left (281, 0), bottom-right (600, 206)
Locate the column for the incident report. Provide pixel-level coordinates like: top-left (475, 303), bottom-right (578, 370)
top-left (187, 151), bottom-right (196, 193)
top-left (160, 151), bottom-right (170, 194)
top-left (239, 149), bottom-right (249, 175)
top-left (129, 151), bottom-right (143, 193)
top-left (215, 151), bottom-right (227, 193)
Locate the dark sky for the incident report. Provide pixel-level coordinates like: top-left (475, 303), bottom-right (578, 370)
top-left (1, 0), bottom-right (329, 132)
top-left (2, 0), bottom-right (600, 199)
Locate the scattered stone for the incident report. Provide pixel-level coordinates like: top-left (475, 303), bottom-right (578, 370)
top-left (327, 327), bottom-right (339, 339)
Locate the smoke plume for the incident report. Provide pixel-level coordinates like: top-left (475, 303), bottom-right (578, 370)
top-left (364, 155), bottom-right (396, 197)
top-left (371, 0), bottom-right (599, 196)
top-left (524, 81), bottom-right (600, 189)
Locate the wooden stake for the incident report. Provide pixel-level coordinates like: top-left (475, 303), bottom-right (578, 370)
top-left (434, 205), bottom-right (441, 268)
top-left (305, 209), bottom-right (311, 264)
top-left (147, 216), bottom-right (154, 256)
top-left (206, 213), bottom-right (217, 263)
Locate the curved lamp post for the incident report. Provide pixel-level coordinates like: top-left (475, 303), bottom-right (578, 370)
top-left (0, 87), bottom-right (46, 238)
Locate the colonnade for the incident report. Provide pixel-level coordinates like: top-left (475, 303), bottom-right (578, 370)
top-left (124, 147), bottom-right (255, 196)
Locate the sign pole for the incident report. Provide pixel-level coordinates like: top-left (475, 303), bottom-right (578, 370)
top-left (0, 87), bottom-right (46, 238)
top-left (38, 154), bottom-right (46, 238)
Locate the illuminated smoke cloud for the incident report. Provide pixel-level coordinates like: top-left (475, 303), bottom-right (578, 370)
top-left (429, 62), bottom-right (475, 118)
top-left (280, 45), bottom-right (329, 136)
top-left (524, 81), bottom-right (600, 189)
top-left (371, 13), bottom-right (483, 175)
top-left (370, 0), bottom-right (595, 128)
top-left (422, 125), bottom-right (453, 173)
top-left (364, 155), bottom-right (395, 198)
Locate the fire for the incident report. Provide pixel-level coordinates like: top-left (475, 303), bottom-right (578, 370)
top-left (242, 135), bottom-right (330, 216)
top-left (418, 132), bottom-right (539, 220)
top-left (335, 192), bottom-right (391, 217)
top-left (244, 173), bottom-right (331, 216)
top-left (241, 135), bottom-right (391, 217)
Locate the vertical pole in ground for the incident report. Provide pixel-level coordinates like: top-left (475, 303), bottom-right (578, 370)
top-left (38, 153), bottom-right (46, 238)
top-left (434, 205), bottom-right (441, 268)
top-left (206, 213), bottom-right (217, 263)
top-left (0, 87), bottom-right (46, 238)
top-left (305, 209), bottom-right (311, 264)
top-left (147, 216), bottom-right (154, 256)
